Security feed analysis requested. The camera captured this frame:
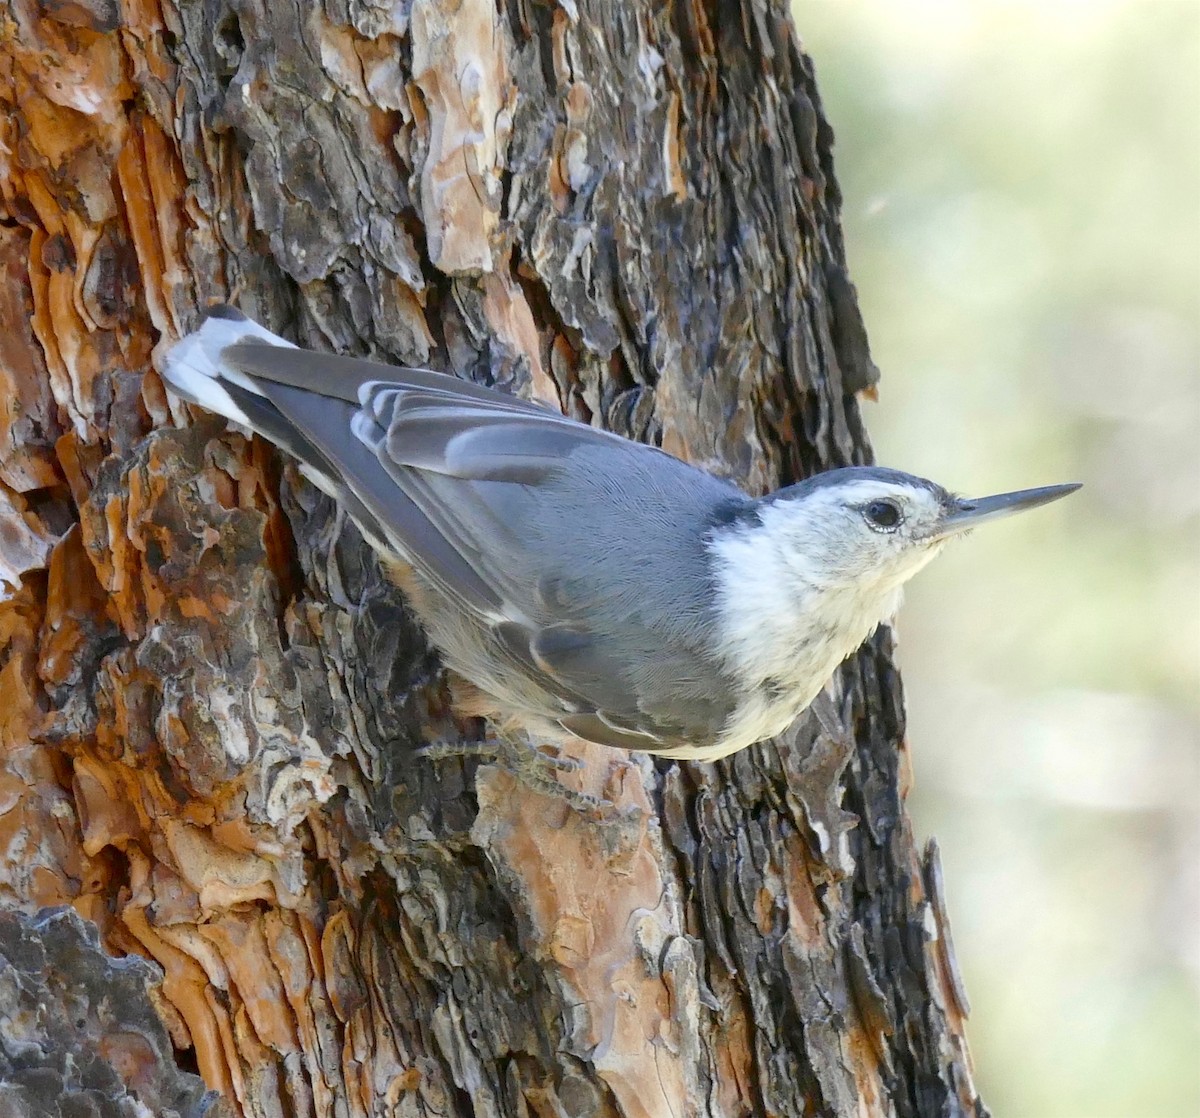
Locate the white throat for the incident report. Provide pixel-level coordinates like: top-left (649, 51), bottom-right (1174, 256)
top-left (704, 508), bottom-right (913, 756)
top-left (710, 522), bottom-right (904, 682)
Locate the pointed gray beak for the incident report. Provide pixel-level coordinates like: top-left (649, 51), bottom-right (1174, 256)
top-left (935, 482), bottom-right (1082, 538)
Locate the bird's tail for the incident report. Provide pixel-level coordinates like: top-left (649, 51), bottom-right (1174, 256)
top-left (162, 306), bottom-right (359, 506)
top-left (160, 305), bottom-right (297, 429)
top-left (161, 307), bottom-right (404, 552)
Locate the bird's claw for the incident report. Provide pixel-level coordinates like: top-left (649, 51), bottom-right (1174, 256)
top-left (417, 732), bottom-right (608, 814)
top-left (416, 740), bottom-right (500, 763)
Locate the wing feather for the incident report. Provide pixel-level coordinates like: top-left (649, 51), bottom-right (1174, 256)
top-left (558, 713), bottom-right (670, 752)
top-left (224, 341), bottom-right (555, 414)
top-left (192, 326), bottom-right (745, 748)
top-left (252, 381), bottom-right (507, 616)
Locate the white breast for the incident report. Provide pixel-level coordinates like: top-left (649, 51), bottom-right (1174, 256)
top-left (704, 512), bottom-right (905, 756)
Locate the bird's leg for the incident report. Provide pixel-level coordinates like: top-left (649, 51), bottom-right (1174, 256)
top-left (417, 728), bottom-right (609, 813)
top-left (417, 731), bottom-right (582, 772)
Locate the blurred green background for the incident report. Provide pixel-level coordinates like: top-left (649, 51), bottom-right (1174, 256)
top-left (793, 2), bottom-right (1200, 1115)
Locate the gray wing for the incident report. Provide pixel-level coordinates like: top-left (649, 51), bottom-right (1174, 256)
top-left (201, 328), bottom-right (747, 748)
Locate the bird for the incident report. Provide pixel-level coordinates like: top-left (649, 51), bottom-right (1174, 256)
top-left (162, 305), bottom-right (1079, 772)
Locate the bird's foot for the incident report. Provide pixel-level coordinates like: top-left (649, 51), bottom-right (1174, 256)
top-left (417, 732), bottom-right (609, 814)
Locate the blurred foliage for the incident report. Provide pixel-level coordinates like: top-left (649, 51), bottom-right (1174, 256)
top-left (793, 2), bottom-right (1200, 1115)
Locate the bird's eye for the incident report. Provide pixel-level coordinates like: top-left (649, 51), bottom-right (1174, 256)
top-left (864, 499), bottom-right (903, 531)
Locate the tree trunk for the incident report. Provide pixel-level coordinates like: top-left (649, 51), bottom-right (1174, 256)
top-left (0, 1), bottom-right (984, 1116)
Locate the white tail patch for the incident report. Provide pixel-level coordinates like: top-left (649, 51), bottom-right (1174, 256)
top-left (161, 311), bottom-right (298, 426)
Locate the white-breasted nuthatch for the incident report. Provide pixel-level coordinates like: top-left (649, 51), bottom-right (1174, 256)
top-left (163, 307), bottom-right (1079, 764)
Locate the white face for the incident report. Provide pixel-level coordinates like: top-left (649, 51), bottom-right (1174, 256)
top-left (761, 478), bottom-right (954, 596)
top-left (705, 468), bottom-right (1077, 755)
top-left (704, 472), bottom-right (961, 754)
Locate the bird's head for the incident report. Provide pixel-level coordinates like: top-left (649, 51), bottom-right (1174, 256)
top-left (744, 467), bottom-right (1080, 606)
top-left (703, 466), bottom-right (1080, 738)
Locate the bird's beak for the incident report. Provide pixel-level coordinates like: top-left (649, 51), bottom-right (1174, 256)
top-left (934, 482), bottom-right (1082, 539)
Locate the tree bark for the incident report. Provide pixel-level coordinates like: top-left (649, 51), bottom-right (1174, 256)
top-left (0, 1), bottom-right (984, 1116)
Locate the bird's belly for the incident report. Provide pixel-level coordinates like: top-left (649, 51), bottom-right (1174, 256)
top-left (701, 687), bottom-right (817, 761)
